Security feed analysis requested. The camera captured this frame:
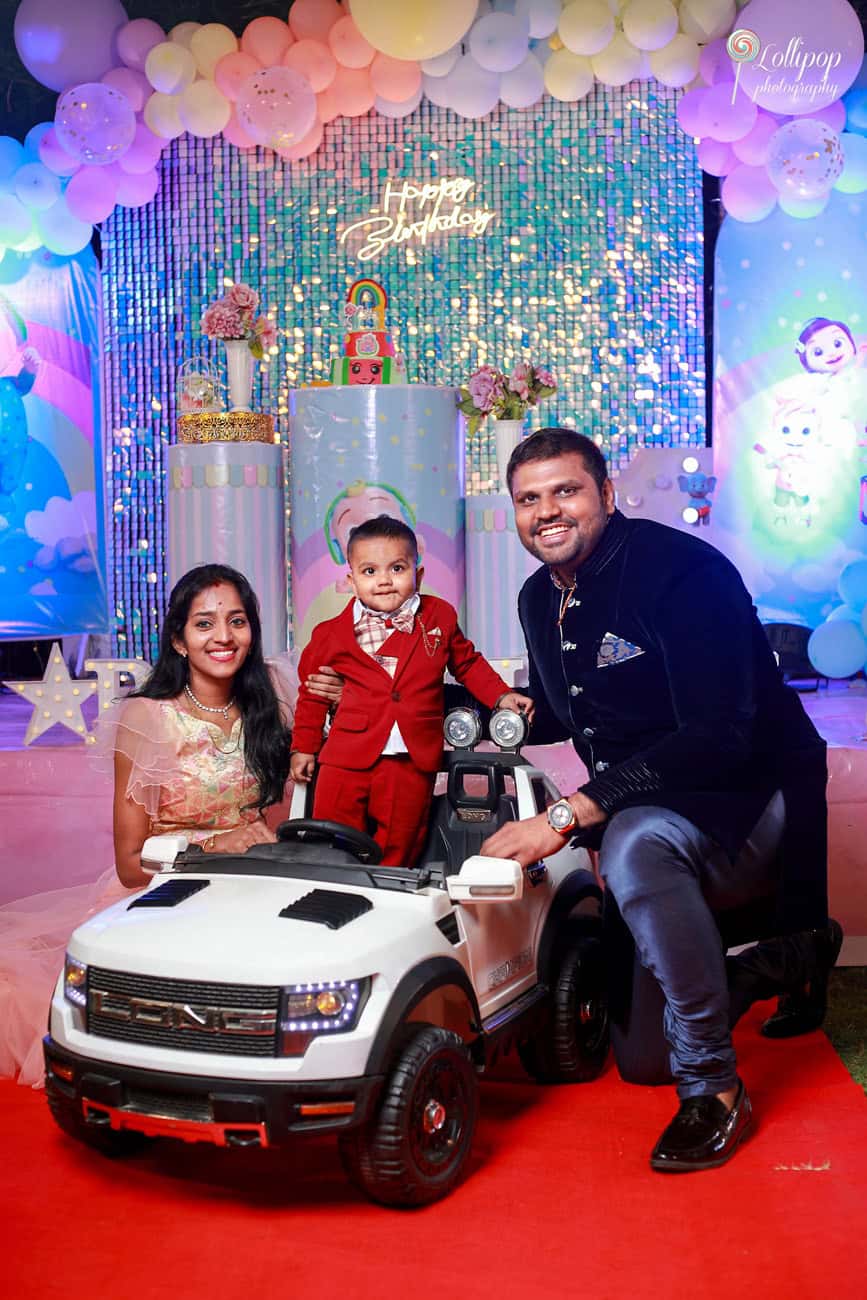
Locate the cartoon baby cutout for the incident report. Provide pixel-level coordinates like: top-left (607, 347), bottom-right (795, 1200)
top-left (754, 397), bottom-right (826, 528)
top-left (794, 317), bottom-right (867, 447)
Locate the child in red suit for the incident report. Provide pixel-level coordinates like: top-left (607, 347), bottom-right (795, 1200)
top-left (290, 515), bottom-right (533, 866)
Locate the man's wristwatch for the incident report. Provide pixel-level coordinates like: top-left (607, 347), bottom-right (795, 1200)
top-left (547, 798), bottom-right (579, 835)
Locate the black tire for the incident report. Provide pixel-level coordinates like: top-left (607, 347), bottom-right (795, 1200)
top-left (46, 1086), bottom-right (150, 1158)
top-left (339, 1025), bottom-right (478, 1207)
top-left (518, 933), bottom-right (609, 1083)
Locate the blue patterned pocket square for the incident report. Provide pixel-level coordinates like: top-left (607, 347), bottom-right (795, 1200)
top-left (597, 632), bottom-right (645, 668)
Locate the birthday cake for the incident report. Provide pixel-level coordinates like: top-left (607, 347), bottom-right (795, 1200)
top-left (330, 279), bottom-right (407, 385)
top-left (464, 494), bottom-right (539, 669)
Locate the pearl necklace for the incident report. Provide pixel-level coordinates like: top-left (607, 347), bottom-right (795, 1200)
top-left (184, 683), bottom-right (234, 720)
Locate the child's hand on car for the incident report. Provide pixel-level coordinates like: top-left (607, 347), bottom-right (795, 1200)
top-left (497, 692), bottom-right (535, 723)
top-left (290, 751), bottom-right (316, 783)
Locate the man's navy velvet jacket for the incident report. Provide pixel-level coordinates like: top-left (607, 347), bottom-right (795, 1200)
top-left (519, 509), bottom-right (827, 933)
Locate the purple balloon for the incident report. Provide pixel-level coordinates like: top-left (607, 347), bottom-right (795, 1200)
top-left (55, 82), bottom-right (136, 167)
top-left (117, 122), bottom-right (164, 175)
top-left (721, 163), bottom-right (779, 222)
top-left (37, 126), bottom-right (80, 177)
top-left (65, 165), bottom-right (119, 223)
top-left (102, 66), bottom-right (151, 113)
top-left (14, 0), bottom-right (128, 93)
top-left (115, 18), bottom-right (165, 71)
top-left (236, 67), bottom-right (317, 150)
top-left (736, 0), bottom-right (864, 115)
top-left (697, 81), bottom-right (758, 143)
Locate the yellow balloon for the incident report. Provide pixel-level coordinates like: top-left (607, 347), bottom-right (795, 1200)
top-left (349, 0), bottom-right (476, 61)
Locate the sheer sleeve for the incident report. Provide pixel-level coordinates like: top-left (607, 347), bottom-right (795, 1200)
top-left (267, 650), bottom-right (300, 727)
top-left (90, 696), bottom-right (181, 818)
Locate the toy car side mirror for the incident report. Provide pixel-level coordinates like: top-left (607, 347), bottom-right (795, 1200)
top-left (446, 855), bottom-right (524, 903)
top-left (140, 834), bottom-right (189, 875)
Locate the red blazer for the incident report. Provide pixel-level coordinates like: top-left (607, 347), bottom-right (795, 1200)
top-left (291, 594), bottom-right (509, 774)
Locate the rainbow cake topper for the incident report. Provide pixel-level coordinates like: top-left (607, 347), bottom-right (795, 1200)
top-left (345, 279), bottom-right (388, 331)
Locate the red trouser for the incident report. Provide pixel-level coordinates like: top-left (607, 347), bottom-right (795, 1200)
top-left (312, 755), bottom-right (434, 867)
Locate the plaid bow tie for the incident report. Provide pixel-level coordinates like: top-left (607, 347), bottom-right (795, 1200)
top-left (356, 606), bottom-right (415, 657)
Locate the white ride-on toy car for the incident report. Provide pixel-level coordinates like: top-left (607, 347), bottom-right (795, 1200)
top-left (44, 707), bottom-right (608, 1206)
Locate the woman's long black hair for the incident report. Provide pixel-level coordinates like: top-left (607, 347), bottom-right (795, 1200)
top-left (132, 563), bottom-right (291, 810)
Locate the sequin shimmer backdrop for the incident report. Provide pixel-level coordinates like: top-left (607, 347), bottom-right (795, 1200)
top-left (101, 88), bottom-right (704, 658)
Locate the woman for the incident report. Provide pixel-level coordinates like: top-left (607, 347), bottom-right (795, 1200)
top-left (0, 563), bottom-right (313, 1085)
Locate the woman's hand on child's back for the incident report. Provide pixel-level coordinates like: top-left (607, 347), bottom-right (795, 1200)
top-left (291, 751), bottom-right (316, 783)
top-left (306, 664), bottom-right (344, 704)
top-left (497, 691), bottom-right (536, 723)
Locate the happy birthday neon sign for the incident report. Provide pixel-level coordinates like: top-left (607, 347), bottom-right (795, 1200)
top-left (340, 177), bottom-right (498, 261)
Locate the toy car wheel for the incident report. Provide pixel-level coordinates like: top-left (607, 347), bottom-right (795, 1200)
top-left (46, 1087), bottom-right (150, 1158)
top-left (519, 931), bottom-right (609, 1083)
top-left (339, 1024), bottom-right (478, 1207)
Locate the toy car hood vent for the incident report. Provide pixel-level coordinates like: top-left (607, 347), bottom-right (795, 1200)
top-left (279, 888), bottom-right (372, 930)
top-left (127, 879), bottom-right (210, 909)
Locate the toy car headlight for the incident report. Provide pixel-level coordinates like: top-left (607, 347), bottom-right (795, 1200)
top-left (443, 707), bottom-right (482, 749)
top-left (64, 954), bottom-right (88, 1008)
top-left (489, 708), bottom-right (528, 751)
top-left (279, 979), bottom-right (368, 1057)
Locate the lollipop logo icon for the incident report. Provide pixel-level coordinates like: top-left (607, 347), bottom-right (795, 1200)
top-left (727, 28), bottom-right (761, 103)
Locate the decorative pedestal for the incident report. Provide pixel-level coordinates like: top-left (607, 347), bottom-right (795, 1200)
top-left (465, 493), bottom-right (539, 682)
top-left (168, 418), bottom-right (286, 656)
top-left (288, 385), bottom-right (463, 647)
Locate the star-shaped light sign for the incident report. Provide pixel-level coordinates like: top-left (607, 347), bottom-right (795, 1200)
top-left (3, 642), bottom-right (99, 745)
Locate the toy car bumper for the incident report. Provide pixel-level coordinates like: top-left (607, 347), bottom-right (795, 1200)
top-left (43, 1036), bottom-right (385, 1147)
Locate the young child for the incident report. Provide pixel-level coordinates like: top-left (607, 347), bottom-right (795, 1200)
top-left (290, 514), bottom-right (534, 866)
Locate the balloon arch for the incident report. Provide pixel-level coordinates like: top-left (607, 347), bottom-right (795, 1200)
top-left (3, 0), bottom-right (867, 261)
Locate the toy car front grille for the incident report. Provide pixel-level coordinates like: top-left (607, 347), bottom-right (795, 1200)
top-left (86, 967), bottom-right (280, 1057)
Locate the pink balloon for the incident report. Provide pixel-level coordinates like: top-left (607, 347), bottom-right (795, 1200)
top-left (236, 66), bottom-right (317, 149)
top-left (736, 0), bottom-right (864, 115)
top-left (65, 164), bottom-right (118, 222)
top-left (283, 40), bottom-right (337, 93)
top-left (698, 38), bottom-right (730, 87)
top-left (241, 17), bottom-right (293, 65)
top-left (14, 0), bottom-right (127, 92)
top-left (37, 126), bottom-right (80, 177)
top-left (317, 84), bottom-right (342, 124)
top-left (117, 122), bottom-right (164, 174)
top-left (697, 82), bottom-right (758, 143)
top-left (369, 53), bottom-right (422, 101)
top-left (275, 117), bottom-right (323, 161)
top-left (222, 110), bottom-right (257, 150)
top-left (101, 67), bottom-right (151, 113)
top-left (721, 164), bottom-right (779, 223)
top-left (330, 66), bottom-right (375, 118)
top-left (215, 51), bottom-right (262, 102)
top-left (114, 166), bottom-right (159, 208)
top-left (288, 0), bottom-right (343, 44)
top-left (116, 19), bottom-right (166, 71)
top-left (676, 86), bottom-right (707, 137)
top-left (328, 16), bottom-right (375, 70)
top-left (697, 137), bottom-right (736, 176)
top-left (731, 111), bottom-right (780, 166)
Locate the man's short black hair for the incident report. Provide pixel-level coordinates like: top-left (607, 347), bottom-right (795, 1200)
top-left (506, 427), bottom-right (610, 494)
top-left (346, 513), bottom-right (419, 562)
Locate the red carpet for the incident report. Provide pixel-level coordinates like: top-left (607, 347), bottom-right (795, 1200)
top-left (4, 1007), bottom-right (865, 1300)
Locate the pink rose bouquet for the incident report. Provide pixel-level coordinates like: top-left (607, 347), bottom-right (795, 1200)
top-left (458, 361), bottom-right (557, 436)
top-left (201, 283), bottom-right (277, 361)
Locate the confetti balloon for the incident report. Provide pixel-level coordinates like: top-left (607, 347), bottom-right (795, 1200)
top-left (236, 66), bottom-right (317, 150)
top-left (54, 82), bottom-right (136, 166)
top-left (766, 119), bottom-right (844, 200)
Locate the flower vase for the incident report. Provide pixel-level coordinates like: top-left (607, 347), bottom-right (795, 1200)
top-left (493, 418), bottom-right (524, 493)
top-left (223, 339), bottom-right (253, 412)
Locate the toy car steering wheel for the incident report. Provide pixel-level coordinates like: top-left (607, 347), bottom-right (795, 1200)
top-left (276, 818), bottom-right (383, 864)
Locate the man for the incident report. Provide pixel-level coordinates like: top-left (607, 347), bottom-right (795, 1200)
top-left (483, 427), bottom-right (840, 1173)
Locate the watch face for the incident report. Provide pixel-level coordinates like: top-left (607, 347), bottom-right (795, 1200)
top-left (548, 800), bottom-right (576, 832)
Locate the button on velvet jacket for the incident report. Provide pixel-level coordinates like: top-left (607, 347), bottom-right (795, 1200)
top-left (519, 509), bottom-right (828, 933)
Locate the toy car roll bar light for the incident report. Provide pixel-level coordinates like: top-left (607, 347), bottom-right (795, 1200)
top-left (489, 707), bottom-right (528, 751)
top-left (443, 707), bottom-right (482, 750)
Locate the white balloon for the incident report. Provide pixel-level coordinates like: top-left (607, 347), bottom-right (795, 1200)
top-left (168, 23), bottom-right (201, 50)
top-left (421, 45), bottom-right (461, 78)
top-left (190, 24), bottom-right (238, 80)
top-left (374, 88), bottom-right (423, 118)
top-left (0, 192), bottom-right (33, 245)
top-left (145, 42), bottom-right (196, 94)
top-left (500, 53), bottom-right (545, 108)
top-left (558, 1), bottom-right (614, 57)
top-left (441, 53), bottom-right (501, 119)
top-left (621, 0), bottom-right (678, 53)
top-left (177, 80), bottom-right (231, 138)
top-left (648, 34), bottom-right (700, 89)
top-left (591, 34), bottom-right (643, 87)
top-left (834, 132), bottom-right (867, 194)
top-left (514, 0), bottom-right (562, 40)
top-left (13, 161), bottom-right (61, 211)
top-left (544, 48), bottom-right (595, 101)
top-left (777, 192), bottom-right (830, 219)
top-left (422, 73), bottom-right (452, 108)
top-left (143, 91), bottom-right (185, 140)
top-left (679, 0), bottom-right (736, 44)
top-left (35, 195), bottom-right (93, 256)
top-left (469, 14), bottom-right (529, 74)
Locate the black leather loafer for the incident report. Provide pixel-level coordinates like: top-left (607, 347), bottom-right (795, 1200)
top-left (761, 919), bottom-right (844, 1038)
top-left (650, 1080), bottom-right (752, 1172)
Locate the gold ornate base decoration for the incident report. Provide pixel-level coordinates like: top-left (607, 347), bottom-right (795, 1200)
top-left (177, 411), bottom-right (275, 444)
